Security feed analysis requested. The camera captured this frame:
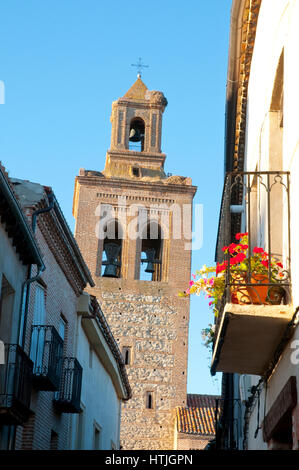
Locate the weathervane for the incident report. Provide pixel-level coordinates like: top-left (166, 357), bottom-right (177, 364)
top-left (131, 57), bottom-right (149, 78)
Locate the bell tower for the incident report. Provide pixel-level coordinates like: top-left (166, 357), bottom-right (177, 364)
top-left (104, 76), bottom-right (168, 180)
top-left (73, 77), bottom-right (197, 450)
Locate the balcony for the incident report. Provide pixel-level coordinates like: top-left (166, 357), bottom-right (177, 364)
top-left (211, 171), bottom-right (292, 376)
top-left (0, 344), bottom-right (33, 425)
top-left (30, 325), bottom-right (63, 391)
top-left (53, 357), bottom-right (82, 413)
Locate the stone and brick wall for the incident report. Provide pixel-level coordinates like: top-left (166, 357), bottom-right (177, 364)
top-left (176, 434), bottom-right (212, 450)
top-left (15, 219), bottom-right (80, 450)
top-left (94, 285), bottom-right (189, 449)
top-left (74, 173), bottom-right (195, 450)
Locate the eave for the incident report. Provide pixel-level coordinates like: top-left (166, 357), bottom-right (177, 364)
top-left (0, 167), bottom-right (43, 268)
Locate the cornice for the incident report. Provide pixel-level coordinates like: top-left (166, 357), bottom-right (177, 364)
top-left (76, 175), bottom-right (197, 197)
top-left (107, 149), bottom-right (166, 160)
top-left (0, 166), bottom-right (44, 268)
top-left (117, 99), bottom-right (163, 110)
top-left (35, 199), bottom-right (94, 295)
top-left (37, 210), bottom-right (86, 296)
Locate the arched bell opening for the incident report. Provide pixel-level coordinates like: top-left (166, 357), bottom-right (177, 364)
top-left (139, 221), bottom-right (162, 282)
top-left (101, 219), bottom-right (123, 278)
top-left (129, 117), bottom-right (145, 152)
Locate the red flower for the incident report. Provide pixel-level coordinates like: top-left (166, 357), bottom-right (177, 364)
top-left (216, 261), bottom-right (228, 274)
top-left (276, 262), bottom-right (283, 269)
top-left (230, 253), bottom-right (246, 265)
top-left (222, 246), bottom-right (229, 252)
top-left (261, 259), bottom-right (269, 268)
top-left (228, 243), bottom-right (238, 254)
top-left (238, 244), bottom-right (248, 250)
top-left (235, 232), bottom-right (248, 240)
top-left (253, 247), bottom-right (264, 254)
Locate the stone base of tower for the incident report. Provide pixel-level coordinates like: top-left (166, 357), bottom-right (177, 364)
top-left (120, 407), bottom-right (176, 450)
top-left (84, 279), bottom-right (190, 451)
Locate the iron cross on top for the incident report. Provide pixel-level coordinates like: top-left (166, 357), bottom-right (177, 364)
top-left (131, 58), bottom-right (149, 78)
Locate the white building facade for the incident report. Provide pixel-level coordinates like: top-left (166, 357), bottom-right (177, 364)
top-left (244, 0), bottom-right (299, 450)
top-left (213, 0), bottom-right (299, 450)
top-left (70, 293), bottom-right (131, 450)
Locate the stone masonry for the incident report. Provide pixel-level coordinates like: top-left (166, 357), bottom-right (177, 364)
top-left (73, 77), bottom-right (197, 449)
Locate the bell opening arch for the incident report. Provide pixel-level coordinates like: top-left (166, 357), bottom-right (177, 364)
top-left (101, 218), bottom-right (123, 278)
top-left (138, 220), bottom-right (163, 282)
top-left (128, 117), bottom-right (145, 152)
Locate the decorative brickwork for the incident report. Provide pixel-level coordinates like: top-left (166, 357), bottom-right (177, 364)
top-left (73, 79), bottom-right (196, 449)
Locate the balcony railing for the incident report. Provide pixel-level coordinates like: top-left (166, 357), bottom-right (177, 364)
top-left (216, 171), bottom-right (291, 304)
top-left (30, 325), bottom-right (63, 391)
top-left (211, 171), bottom-right (292, 376)
top-left (53, 357), bottom-right (82, 413)
top-left (0, 344), bottom-right (33, 425)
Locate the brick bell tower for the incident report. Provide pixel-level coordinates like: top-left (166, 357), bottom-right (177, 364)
top-left (73, 76), bottom-right (197, 450)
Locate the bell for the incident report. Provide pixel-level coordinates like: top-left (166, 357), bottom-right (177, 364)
top-left (102, 242), bottom-right (121, 278)
top-left (129, 127), bottom-right (141, 142)
top-left (144, 248), bottom-right (156, 273)
top-left (145, 262), bottom-right (155, 274)
top-left (103, 263), bottom-right (118, 277)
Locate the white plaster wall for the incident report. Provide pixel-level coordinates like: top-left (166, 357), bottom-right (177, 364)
top-left (70, 316), bottom-right (121, 450)
top-left (0, 223), bottom-right (28, 343)
top-left (245, 0), bottom-right (291, 172)
top-left (243, 0), bottom-right (299, 450)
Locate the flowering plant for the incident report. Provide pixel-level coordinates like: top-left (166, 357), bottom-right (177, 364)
top-left (180, 232), bottom-right (285, 317)
top-left (201, 323), bottom-right (216, 350)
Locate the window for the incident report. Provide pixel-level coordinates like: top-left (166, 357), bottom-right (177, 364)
top-left (146, 392), bottom-right (154, 410)
top-left (30, 284), bottom-right (46, 367)
top-left (129, 117), bottom-right (145, 152)
top-left (93, 422), bottom-right (102, 450)
top-left (139, 222), bottom-right (162, 281)
top-left (89, 345), bottom-right (93, 368)
top-left (59, 315), bottom-right (67, 342)
top-left (76, 404), bottom-right (85, 450)
top-left (0, 275), bottom-right (15, 344)
top-left (101, 219), bottom-right (122, 278)
top-left (132, 167), bottom-right (140, 177)
top-left (122, 346), bottom-right (131, 365)
top-left (267, 49), bottom-right (284, 261)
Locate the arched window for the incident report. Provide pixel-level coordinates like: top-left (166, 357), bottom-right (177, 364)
top-left (101, 219), bottom-right (122, 278)
top-left (129, 117), bottom-right (145, 152)
top-left (140, 221), bottom-right (162, 282)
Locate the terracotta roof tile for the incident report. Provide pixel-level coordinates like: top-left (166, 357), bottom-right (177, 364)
top-left (176, 394), bottom-right (220, 436)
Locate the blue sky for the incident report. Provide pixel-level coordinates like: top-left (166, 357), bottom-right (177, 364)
top-left (0, 0), bottom-right (232, 395)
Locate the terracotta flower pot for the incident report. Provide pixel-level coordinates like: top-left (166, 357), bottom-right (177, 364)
top-left (231, 273), bottom-right (284, 305)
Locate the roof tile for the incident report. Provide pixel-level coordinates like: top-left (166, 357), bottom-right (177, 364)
top-left (176, 394), bottom-right (221, 436)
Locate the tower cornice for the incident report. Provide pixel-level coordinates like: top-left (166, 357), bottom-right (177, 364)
top-left (106, 149), bottom-right (166, 168)
top-left (75, 173), bottom-right (197, 197)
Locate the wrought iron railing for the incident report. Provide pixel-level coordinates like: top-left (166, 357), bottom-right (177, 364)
top-left (215, 171), bottom-right (291, 325)
top-left (0, 343), bottom-right (33, 425)
top-left (30, 325), bottom-right (63, 391)
top-left (53, 357), bottom-right (82, 413)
